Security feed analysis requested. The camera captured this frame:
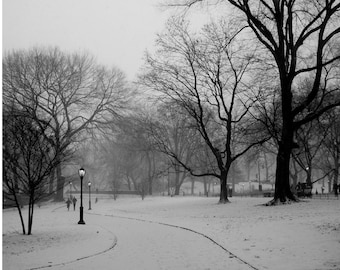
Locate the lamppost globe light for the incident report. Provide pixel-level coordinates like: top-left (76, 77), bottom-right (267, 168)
top-left (88, 182), bottom-right (91, 187)
top-left (79, 168), bottom-right (86, 178)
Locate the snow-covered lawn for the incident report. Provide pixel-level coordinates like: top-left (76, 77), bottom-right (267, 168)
top-left (3, 196), bottom-right (340, 270)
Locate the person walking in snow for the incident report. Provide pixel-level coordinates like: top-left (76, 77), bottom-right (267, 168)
top-left (72, 197), bottom-right (77, 211)
top-left (66, 198), bottom-right (71, 211)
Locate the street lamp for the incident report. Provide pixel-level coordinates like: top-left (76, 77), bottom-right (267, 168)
top-left (78, 168), bottom-right (86, 225)
top-left (88, 182), bottom-right (92, 210)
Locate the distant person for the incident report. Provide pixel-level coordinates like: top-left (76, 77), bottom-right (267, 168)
top-left (72, 197), bottom-right (77, 211)
top-left (66, 198), bottom-right (71, 211)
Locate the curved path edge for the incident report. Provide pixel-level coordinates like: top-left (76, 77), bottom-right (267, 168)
top-left (29, 234), bottom-right (117, 270)
top-left (89, 212), bottom-right (260, 270)
top-left (27, 208), bottom-right (118, 270)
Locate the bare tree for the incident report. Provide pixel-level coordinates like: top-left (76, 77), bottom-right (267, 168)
top-left (317, 107), bottom-right (340, 194)
top-left (3, 47), bottom-right (131, 201)
top-left (145, 102), bottom-right (200, 195)
top-left (228, 0), bottom-right (340, 204)
top-left (139, 18), bottom-right (268, 203)
top-left (91, 110), bottom-right (165, 198)
top-left (118, 113), bottom-right (165, 195)
top-left (292, 120), bottom-right (327, 186)
top-left (3, 107), bottom-right (62, 235)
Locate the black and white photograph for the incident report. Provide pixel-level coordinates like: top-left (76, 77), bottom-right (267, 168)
top-left (2, 1), bottom-right (340, 269)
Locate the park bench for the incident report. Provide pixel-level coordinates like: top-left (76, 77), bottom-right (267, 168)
top-left (263, 191), bottom-right (274, 197)
top-left (296, 183), bottom-right (313, 198)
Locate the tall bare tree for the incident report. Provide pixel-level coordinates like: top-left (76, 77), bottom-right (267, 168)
top-left (317, 107), bottom-right (340, 194)
top-left (3, 47), bottom-right (130, 201)
top-left (140, 18), bottom-right (267, 203)
top-left (226, 0), bottom-right (340, 204)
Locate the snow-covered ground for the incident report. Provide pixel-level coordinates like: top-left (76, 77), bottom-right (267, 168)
top-left (2, 196), bottom-right (340, 270)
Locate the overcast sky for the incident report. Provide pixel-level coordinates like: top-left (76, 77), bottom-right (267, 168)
top-left (3, 0), bottom-right (173, 80)
top-left (3, 0), bottom-right (226, 80)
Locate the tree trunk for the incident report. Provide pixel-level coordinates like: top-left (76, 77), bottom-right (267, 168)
top-left (191, 178), bottom-right (195, 195)
top-left (148, 169), bottom-right (153, 196)
top-left (246, 160), bottom-right (251, 183)
top-left (174, 168), bottom-right (180, 195)
top-left (219, 171), bottom-right (229, 203)
top-left (290, 160), bottom-right (299, 192)
top-left (267, 68), bottom-right (299, 205)
top-left (28, 203), bottom-right (33, 235)
top-left (28, 192), bottom-right (34, 235)
top-left (263, 153), bottom-right (269, 182)
top-left (306, 167), bottom-right (312, 186)
top-left (147, 153), bottom-right (153, 195)
top-left (333, 150), bottom-right (339, 195)
top-left (148, 179), bottom-right (153, 195)
top-left (203, 177), bottom-right (208, 196)
top-left (230, 165), bottom-right (235, 196)
top-left (127, 176), bottom-right (132, 190)
top-left (269, 141), bottom-right (297, 205)
top-left (55, 162), bottom-right (64, 201)
top-left (167, 168), bottom-right (170, 196)
top-left (49, 168), bottom-right (55, 194)
top-left (174, 163), bottom-right (186, 195)
top-left (14, 192), bottom-right (26, 235)
top-left (207, 179), bottom-right (211, 196)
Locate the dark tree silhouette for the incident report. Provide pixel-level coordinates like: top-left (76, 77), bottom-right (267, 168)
top-left (3, 107), bottom-right (62, 235)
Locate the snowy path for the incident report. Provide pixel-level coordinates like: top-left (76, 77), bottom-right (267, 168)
top-left (49, 210), bottom-right (255, 270)
top-left (4, 197), bottom-right (339, 270)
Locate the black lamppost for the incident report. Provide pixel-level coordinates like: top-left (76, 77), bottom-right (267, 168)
top-left (88, 181), bottom-right (92, 210)
top-left (78, 168), bottom-right (86, 225)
